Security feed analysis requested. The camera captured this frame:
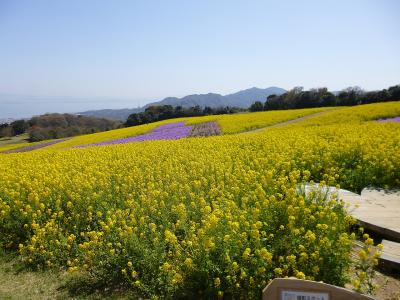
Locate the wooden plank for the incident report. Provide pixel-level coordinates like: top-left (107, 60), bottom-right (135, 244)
top-left (380, 239), bottom-right (400, 271)
top-left (303, 185), bottom-right (400, 242)
top-left (343, 188), bottom-right (400, 242)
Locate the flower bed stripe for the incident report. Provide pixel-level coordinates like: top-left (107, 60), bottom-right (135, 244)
top-left (75, 121), bottom-right (193, 148)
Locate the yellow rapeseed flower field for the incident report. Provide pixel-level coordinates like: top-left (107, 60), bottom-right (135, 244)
top-left (0, 102), bottom-right (399, 298)
top-left (185, 106), bottom-right (333, 133)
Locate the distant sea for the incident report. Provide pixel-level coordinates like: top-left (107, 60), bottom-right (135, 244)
top-left (0, 94), bottom-right (143, 120)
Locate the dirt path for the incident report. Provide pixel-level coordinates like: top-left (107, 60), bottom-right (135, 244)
top-left (241, 110), bottom-right (330, 134)
top-left (1, 138), bottom-right (69, 154)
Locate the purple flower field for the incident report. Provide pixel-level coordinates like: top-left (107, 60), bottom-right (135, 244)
top-left (76, 121), bottom-right (194, 148)
top-left (376, 116), bottom-right (400, 123)
top-left (75, 121), bottom-right (222, 148)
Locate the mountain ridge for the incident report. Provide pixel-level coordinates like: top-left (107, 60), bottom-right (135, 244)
top-left (80, 86), bottom-right (286, 121)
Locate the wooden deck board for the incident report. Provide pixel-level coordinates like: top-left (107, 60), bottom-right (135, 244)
top-left (380, 239), bottom-right (400, 270)
top-left (304, 185), bottom-right (400, 242)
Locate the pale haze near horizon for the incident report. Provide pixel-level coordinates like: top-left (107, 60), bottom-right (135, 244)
top-left (0, 0), bottom-right (399, 119)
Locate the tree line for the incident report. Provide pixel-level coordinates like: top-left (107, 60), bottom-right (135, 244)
top-left (0, 113), bottom-right (121, 141)
top-left (125, 105), bottom-right (244, 126)
top-left (0, 119), bottom-right (29, 138)
top-left (250, 84), bottom-right (400, 112)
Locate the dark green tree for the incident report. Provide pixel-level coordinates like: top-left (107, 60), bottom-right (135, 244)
top-left (11, 120), bottom-right (28, 135)
top-left (249, 101), bottom-right (264, 112)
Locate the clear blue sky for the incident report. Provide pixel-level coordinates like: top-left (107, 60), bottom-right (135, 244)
top-left (0, 0), bottom-right (399, 109)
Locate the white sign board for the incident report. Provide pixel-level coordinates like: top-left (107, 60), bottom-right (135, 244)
top-left (282, 290), bottom-right (330, 300)
top-left (263, 278), bottom-right (374, 300)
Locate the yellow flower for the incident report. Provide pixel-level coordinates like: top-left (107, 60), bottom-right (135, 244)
top-left (184, 258), bottom-right (193, 267)
top-left (296, 271), bottom-right (306, 279)
top-left (214, 277), bottom-right (221, 288)
top-left (259, 248), bottom-right (272, 262)
top-left (274, 268), bottom-right (283, 276)
top-left (242, 248), bottom-right (251, 260)
top-left (358, 249), bottom-right (367, 260)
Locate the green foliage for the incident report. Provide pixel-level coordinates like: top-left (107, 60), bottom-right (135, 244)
top-left (249, 101), bottom-right (264, 112)
top-left (1, 114), bottom-right (121, 142)
top-left (260, 84), bottom-right (400, 111)
top-left (125, 105), bottom-right (244, 127)
top-left (28, 113), bottom-right (122, 142)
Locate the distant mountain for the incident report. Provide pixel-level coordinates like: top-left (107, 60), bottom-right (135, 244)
top-left (225, 87), bottom-right (287, 107)
top-left (145, 93), bottom-right (226, 108)
top-left (79, 87), bottom-right (286, 121)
